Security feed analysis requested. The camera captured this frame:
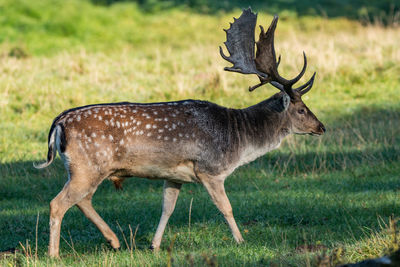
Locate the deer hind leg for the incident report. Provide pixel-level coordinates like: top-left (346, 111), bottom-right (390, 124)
top-left (76, 194), bottom-right (120, 250)
top-left (150, 180), bottom-right (182, 251)
top-left (48, 172), bottom-right (100, 258)
top-left (199, 174), bottom-right (244, 243)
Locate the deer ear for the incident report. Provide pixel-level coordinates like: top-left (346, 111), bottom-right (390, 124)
top-left (282, 93), bottom-right (290, 111)
top-left (268, 93), bottom-right (290, 112)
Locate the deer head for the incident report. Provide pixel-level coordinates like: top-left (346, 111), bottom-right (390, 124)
top-left (220, 8), bottom-right (325, 136)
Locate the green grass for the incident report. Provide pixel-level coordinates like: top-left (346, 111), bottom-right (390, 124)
top-left (0, 0), bottom-right (400, 266)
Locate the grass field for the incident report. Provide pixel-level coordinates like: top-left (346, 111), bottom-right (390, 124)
top-left (0, 0), bottom-right (400, 266)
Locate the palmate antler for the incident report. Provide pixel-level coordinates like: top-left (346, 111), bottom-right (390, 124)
top-left (220, 8), bottom-right (316, 97)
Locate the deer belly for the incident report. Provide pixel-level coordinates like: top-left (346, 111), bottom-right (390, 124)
top-left (128, 160), bottom-right (198, 183)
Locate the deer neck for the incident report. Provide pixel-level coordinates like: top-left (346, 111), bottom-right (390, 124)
top-left (231, 99), bottom-right (291, 167)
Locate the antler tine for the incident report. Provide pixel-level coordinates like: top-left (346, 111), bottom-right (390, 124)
top-left (220, 8), bottom-right (267, 78)
top-left (249, 80), bottom-right (268, 92)
top-left (295, 72), bottom-right (316, 95)
top-left (286, 52), bottom-right (307, 86)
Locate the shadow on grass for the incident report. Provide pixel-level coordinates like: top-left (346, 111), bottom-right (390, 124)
top-left (91, 0), bottom-right (399, 25)
top-left (0, 107), bottom-right (399, 258)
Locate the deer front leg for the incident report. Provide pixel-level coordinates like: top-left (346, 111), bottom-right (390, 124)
top-left (201, 177), bottom-right (244, 243)
top-left (150, 180), bottom-right (182, 251)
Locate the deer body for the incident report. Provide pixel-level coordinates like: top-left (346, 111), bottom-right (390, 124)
top-left (42, 96), bottom-right (291, 185)
top-left (36, 8), bottom-right (325, 257)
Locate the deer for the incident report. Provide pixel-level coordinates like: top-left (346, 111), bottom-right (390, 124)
top-left (34, 8), bottom-right (325, 258)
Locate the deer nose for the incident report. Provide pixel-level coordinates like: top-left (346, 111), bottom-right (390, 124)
top-left (319, 124), bottom-right (326, 133)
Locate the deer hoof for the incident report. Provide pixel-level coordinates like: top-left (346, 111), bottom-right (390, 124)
top-left (149, 245), bottom-right (160, 252)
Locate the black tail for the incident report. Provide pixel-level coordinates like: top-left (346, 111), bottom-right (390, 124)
top-left (33, 124), bottom-right (60, 169)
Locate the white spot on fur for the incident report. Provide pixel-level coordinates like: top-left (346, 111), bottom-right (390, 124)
top-left (158, 129), bottom-right (164, 133)
top-left (120, 139), bottom-right (124, 145)
top-left (116, 121), bottom-right (120, 128)
top-left (152, 125), bottom-right (157, 129)
top-left (109, 135), bottom-right (114, 141)
top-left (147, 133), bottom-right (152, 137)
top-left (98, 116), bottom-right (102, 121)
top-left (164, 118), bottom-right (168, 121)
top-left (77, 115), bottom-right (81, 121)
top-left (101, 135), bottom-right (106, 139)
top-left (164, 136), bottom-right (169, 140)
top-left (146, 124), bottom-right (151, 129)
top-left (91, 132), bottom-right (96, 138)
top-left (173, 138), bottom-right (177, 142)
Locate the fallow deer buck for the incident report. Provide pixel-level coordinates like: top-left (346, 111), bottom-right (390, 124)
top-left (35, 8), bottom-right (325, 257)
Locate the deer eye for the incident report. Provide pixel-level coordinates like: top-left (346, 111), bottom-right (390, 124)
top-left (298, 108), bottom-right (306, 115)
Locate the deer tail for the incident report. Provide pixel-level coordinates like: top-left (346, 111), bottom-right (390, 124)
top-left (33, 124), bottom-right (63, 169)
